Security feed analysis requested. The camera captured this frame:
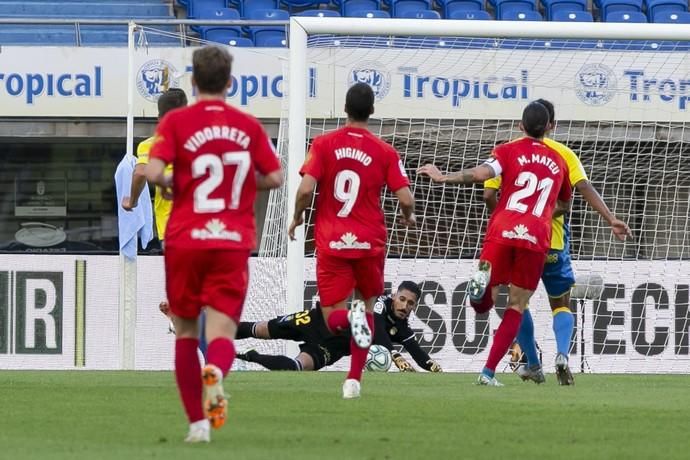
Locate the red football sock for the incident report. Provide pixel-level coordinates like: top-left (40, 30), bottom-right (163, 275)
top-left (175, 338), bottom-right (204, 423)
top-left (327, 309), bottom-right (350, 333)
top-left (206, 338), bottom-right (236, 377)
top-left (347, 312), bottom-right (374, 382)
top-left (484, 308), bottom-right (523, 373)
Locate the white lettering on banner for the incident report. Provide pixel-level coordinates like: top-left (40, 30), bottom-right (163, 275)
top-left (402, 70), bottom-right (529, 108)
top-left (624, 70), bottom-right (690, 110)
top-left (0, 67), bottom-right (102, 104)
top-left (24, 279), bottom-right (58, 349)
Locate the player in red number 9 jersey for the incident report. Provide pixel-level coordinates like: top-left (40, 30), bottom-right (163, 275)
top-left (288, 83), bottom-right (415, 399)
top-left (145, 46), bottom-right (283, 443)
top-left (418, 101), bottom-right (572, 386)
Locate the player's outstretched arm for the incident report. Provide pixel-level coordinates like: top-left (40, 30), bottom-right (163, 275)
top-left (400, 336), bottom-right (442, 372)
top-left (288, 174), bottom-right (317, 241)
top-left (417, 164), bottom-right (495, 185)
top-left (575, 180), bottom-right (632, 241)
top-left (483, 187), bottom-right (498, 213)
top-left (256, 170), bottom-right (284, 190)
top-left (145, 158), bottom-right (172, 190)
top-left (122, 164), bottom-right (148, 211)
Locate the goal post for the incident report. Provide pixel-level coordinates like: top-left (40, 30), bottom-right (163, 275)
top-left (281, 18), bottom-right (690, 373)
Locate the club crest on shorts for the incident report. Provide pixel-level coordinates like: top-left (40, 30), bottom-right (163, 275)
top-left (574, 63), bottom-right (616, 106)
top-left (137, 59), bottom-right (181, 102)
top-left (349, 62), bottom-right (391, 101)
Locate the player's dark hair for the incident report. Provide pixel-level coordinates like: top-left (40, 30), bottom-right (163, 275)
top-left (157, 88), bottom-right (187, 118)
top-left (192, 46), bottom-right (233, 94)
top-left (521, 101), bottom-right (550, 139)
top-left (397, 281), bottom-right (422, 303)
top-left (534, 98), bottom-right (555, 124)
top-left (345, 83), bottom-right (375, 122)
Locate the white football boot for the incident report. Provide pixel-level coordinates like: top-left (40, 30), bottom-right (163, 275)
top-left (342, 379), bottom-right (361, 399)
top-left (184, 419), bottom-right (210, 443)
top-left (348, 300), bottom-right (372, 349)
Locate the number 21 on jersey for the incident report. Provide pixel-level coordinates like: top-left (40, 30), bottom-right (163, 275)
top-left (193, 151), bottom-right (250, 213)
top-left (506, 171), bottom-right (554, 217)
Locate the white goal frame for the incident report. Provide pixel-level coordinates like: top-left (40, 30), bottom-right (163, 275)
top-left (286, 17), bottom-right (690, 316)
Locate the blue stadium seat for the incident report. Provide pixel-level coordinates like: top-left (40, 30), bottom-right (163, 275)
top-left (241, 0), bottom-right (279, 18)
top-left (280, 0), bottom-right (331, 7)
top-left (448, 9), bottom-right (492, 18)
top-left (185, 0), bottom-right (224, 18)
top-left (296, 9), bottom-right (341, 16)
top-left (254, 31), bottom-right (287, 46)
top-left (196, 8), bottom-right (241, 39)
top-left (246, 9), bottom-right (289, 43)
top-left (0, 2), bottom-right (172, 18)
top-left (347, 8), bottom-right (390, 17)
top-left (206, 31), bottom-right (253, 46)
top-left (386, 0), bottom-right (433, 17)
top-left (551, 10), bottom-right (593, 20)
top-left (0, 25), bottom-right (76, 46)
top-left (600, 0), bottom-right (643, 20)
top-left (439, 0), bottom-right (485, 17)
top-left (652, 10), bottom-right (690, 22)
top-left (499, 9), bottom-right (543, 19)
top-left (604, 10), bottom-right (647, 21)
top-left (80, 30), bottom-right (182, 46)
top-left (646, 0), bottom-right (687, 21)
top-left (541, 0), bottom-right (586, 19)
top-left (337, 0), bottom-right (382, 16)
top-left (399, 9), bottom-right (441, 18)
top-left (494, 0), bottom-right (537, 17)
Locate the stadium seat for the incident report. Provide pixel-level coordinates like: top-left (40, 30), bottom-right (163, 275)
top-left (551, 10), bottom-right (593, 21)
top-left (448, 9), bottom-right (492, 18)
top-left (494, 0), bottom-right (537, 17)
top-left (241, 0), bottom-right (279, 18)
top-left (347, 9), bottom-right (391, 17)
top-left (296, 9), bottom-right (341, 16)
top-left (338, 0), bottom-right (382, 16)
top-left (499, 9), bottom-right (543, 19)
top-left (0, 25), bottom-right (76, 46)
top-left (399, 9), bottom-right (441, 18)
top-left (254, 31), bottom-right (287, 46)
top-left (386, 0), bottom-right (433, 17)
top-left (196, 8), bottom-right (241, 39)
top-left (541, 0), bottom-right (586, 19)
top-left (280, 0), bottom-right (331, 7)
top-left (185, 0), bottom-right (224, 18)
top-left (652, 10), bottom-right (690, 22)
top-left (206, 32), bottom-right (253, 46)
top-left (646, 0), bottom-right (688, 21)
top-left (439, 0), bottom-right (485, 17)
top-left (604, 10), bottom-right (647, 21)
top-left (0, 2), bottom-right (172, 18)
top-left (599, 0), bottom-right (643, 20)
top-left (246, 9), bottom-right (289, 43)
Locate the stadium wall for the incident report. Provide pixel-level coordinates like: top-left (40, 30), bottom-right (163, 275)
top-left (2, 254), bottom-right (690, 373)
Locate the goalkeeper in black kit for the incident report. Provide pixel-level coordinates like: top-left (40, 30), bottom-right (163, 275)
top-left (236, 281), bottom-right (442, 373)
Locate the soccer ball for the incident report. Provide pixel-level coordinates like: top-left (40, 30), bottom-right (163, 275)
top-left (365, 345), bottom-right (392, 372)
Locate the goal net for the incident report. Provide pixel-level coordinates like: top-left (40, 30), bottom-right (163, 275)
top-left (264, 19), bottom-right (690, 373)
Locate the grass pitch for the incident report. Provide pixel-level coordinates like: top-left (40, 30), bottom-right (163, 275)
top-left (0, 371), bottom-right (686, 460)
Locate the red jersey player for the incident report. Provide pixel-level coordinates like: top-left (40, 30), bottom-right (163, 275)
top-left (418, 101), bottom-right (572, 386)
top-left (145, 46), bottom-right (283, 442)
top-left (288, 82), bottom-right (415, 399)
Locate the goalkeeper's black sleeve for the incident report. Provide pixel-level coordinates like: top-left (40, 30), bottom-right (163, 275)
top-left (373, 314), bottom-right (396, 352)
top-left (238, 351), bottom-right (301, 371)
top-left (401, 336), bottom-right (433, 371)
top-left (236, 321), bottom-right (255, 339)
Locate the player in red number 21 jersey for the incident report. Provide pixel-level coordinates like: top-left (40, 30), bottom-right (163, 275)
top-left (146, 46), bottom-right (283, 442)
top-left (288, 83), bottom-right (416, 399)
top-left (418, 101), bottom-right (572, 386)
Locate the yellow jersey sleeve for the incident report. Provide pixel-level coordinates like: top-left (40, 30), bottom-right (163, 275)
top-left (484, 175), bottom-right (502, 189)
top-left (135, 136), bottom-right (155, 166)
top-left (543, 138), bottom-right (588, 187)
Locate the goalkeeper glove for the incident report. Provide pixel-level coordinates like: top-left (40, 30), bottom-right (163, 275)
top-left (426, 359), bottom-right (442, 373)
top-left (392, 352), bottom-right (416, 372)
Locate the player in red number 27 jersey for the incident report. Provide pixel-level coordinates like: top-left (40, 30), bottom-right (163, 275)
top-left (145, 46), bottom-right (283, 443)
top-left (418, 101), bottom-right (572, 386)
top-left (288, 83), bottom-right (416, 399)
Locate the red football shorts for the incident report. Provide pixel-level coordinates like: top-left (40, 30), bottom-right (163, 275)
top-left (164, 247), bottom-right (250, 323)
top-left (480, 242), bottom-right (546, 292)
top-left (316, 252), bottom-right (385, 306)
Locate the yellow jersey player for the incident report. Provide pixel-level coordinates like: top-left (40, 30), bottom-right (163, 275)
top-left (121, 88), bottom-right (188, 244)
top-left (483, 99), bottom-right (631, 385)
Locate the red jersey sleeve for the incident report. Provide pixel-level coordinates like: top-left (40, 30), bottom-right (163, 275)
top-left (558, 168), bottom-right (573, 202)
top-left (252, 124), bottom-right (281, 175)
top-left (149, 112), bottom-right (176, 164)
top-left (299, 137), bottom-right (324, 180)
top-left (385, 148), bottom-right (410, 192)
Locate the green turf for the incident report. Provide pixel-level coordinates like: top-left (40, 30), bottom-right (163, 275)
top-left (0, 371), bottom-right (686, 459)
